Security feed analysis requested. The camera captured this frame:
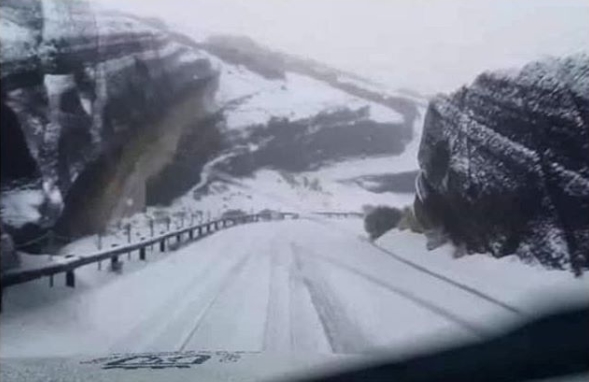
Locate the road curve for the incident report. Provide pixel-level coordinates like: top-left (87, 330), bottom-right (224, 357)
top-left (112, 218), bottom-right (521, 354)
top-left (1, 219), bottom-right (522, 357)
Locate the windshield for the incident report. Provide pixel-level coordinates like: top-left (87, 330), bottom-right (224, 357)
top-left (1, 1), bottom-right (588, 381)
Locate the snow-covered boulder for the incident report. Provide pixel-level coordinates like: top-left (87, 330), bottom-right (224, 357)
top-left (1, 0), bottom-right (218, 245)
top-left (416, 54), bottom-right (589, 273)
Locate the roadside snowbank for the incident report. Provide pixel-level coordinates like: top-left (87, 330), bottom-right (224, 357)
top-left (376, 230), bottom-right (589, 314)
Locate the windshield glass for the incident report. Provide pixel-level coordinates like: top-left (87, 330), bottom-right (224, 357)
top-left (1, 1), bottom-right (588, 381)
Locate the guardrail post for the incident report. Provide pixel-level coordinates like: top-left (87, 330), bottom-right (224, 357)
top-left (189, 229), bottom-right (194, 240)
top-left (160, 239), bottom-right (165, 252)
top-left (198, 226), bottom-right (202, 236)
top-left (97, 231), bottom-right (103, 250)
top-left (176, 233), bottom-right (181, 243)
top-left (49, 274), bottom-right (54, 287)
top-left (139, 247), bottom-right (146, 260)
top-left (65, 270), bottom-right (75, 288)
top-left (111, 255), bottom-right (119, 268)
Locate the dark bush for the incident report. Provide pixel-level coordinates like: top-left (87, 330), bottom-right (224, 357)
top-left (364, 206), bottom-right (403, 240)
top-left (221, 209), bottom-right (247, 219)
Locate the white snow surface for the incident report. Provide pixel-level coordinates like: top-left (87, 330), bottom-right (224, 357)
top-left (143, 104), bottom-right (426, 224)
top-left (336, 74), bottom-right (429, 107)
top-left (376, 229), bottom-right (589, 315)
top-left (212, 64), bottom-right (403, 129)
top-left (0, 189), bottom-right (45, 229)
top-left (2, 218), bottom-right (586, 358)
top-left (161, 169), bottom-right (414, 219)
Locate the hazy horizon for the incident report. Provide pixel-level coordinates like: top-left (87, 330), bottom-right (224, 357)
top-left (99, 0), bottom-right (589, 94)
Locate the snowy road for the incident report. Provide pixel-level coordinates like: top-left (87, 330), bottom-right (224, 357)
top-left (2, 218), bottom-right (525, 358)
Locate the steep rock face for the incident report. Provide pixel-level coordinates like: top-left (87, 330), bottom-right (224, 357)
top-left (417, 55), bottom-right (589, 273)
top-left (0, 0), bottom-right (218, 244)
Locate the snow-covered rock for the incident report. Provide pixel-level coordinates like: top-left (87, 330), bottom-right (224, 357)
top-left (1, 0), bottom-right (218, 245)
top-left (416, 54), bottom-right (589, 273)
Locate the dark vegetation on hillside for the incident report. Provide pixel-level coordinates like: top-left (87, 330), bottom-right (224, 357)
top-left (364, 206), bottom-right (403, 240)
top-left (147, 113), bottom-right (226, 205)
top-left (352, 171), bottom-right (419, 194)
top-left (221, 108), bottom-right (409, 176)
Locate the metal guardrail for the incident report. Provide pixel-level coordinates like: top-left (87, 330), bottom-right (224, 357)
top-left (0, 210), bottom-right (361, 311)
top-left (314, 211), bottom-right (364, 218)
top-left (0, 213), bottom-right (299, 311)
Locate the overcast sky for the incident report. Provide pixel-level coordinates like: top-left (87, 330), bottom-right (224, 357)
top-left (98, 0), bottom-right (589, 94)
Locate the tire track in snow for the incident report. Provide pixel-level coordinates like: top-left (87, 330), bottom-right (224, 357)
top-left (299, 246), bottom-right (492, 338)
top-left (290, 243), bottom-right (373, 353)
top-left (317, 217), bottom-right (524, 317)
top-left (373, 243), bottom-right (524, 316)
top-left (262, 241), bottom-right (294, 351)
top-left (263, 238), bottom-right (331, 353)
top-left (176, 251), bottom-right (254, 352)
top-left (109, 251), bottom-right (228, 353)
top-left (110, 225), bottom-right (271, 353)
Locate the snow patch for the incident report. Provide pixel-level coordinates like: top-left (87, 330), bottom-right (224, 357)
top-left (0, 189), bottom-right (45, 228)
top-left (214, 67), bottom-right (403, 129)
top-left (376, 230), bottom-right (589, 313)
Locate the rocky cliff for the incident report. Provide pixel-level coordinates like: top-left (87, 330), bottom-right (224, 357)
top-left (1, 0), bottom-right (218, 246)
top-left (416, 55), bottom-right (589, 273)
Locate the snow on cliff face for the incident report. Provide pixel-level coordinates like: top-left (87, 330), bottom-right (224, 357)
top-left (1, 0), bottom-right (218, 242)
top-left (417, 54), bottom-right (589, 273)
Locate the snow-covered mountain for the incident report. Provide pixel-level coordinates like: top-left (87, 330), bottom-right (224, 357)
top-left (1, 1), bottom-right (425, 251)
top-left (144, 31), bottom-right (427, 220)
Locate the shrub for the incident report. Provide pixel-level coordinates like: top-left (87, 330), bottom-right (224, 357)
top-left (397, 205), bottom-right (425, 233)
top-left (221, 209), bottom-right (247, 219)
top-left (364, 206), bottom-right (403, 240)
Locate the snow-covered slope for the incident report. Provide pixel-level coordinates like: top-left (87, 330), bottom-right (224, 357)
top-left (144, 30), bottom-right (425, 215)
top-left (216, 68), bottom-right (403, 130)
top-left (1, 3), bottom-right (425, 253)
